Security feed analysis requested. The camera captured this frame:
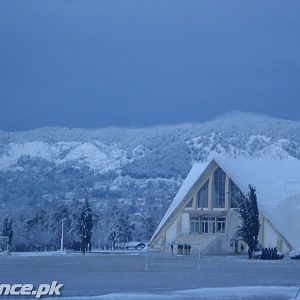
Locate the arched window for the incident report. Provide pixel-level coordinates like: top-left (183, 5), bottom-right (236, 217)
top-left (197, 181), bottom-right (208, 208)
top-left (213, 167), bottom-right (226, 208)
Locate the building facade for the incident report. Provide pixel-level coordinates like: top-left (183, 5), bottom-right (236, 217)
top-left (149, 158), bottom-right (300, 255)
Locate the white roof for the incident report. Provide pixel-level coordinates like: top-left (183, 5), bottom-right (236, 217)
top-left (150, 162), bottom-right (208, 243)
top-left (270, 193), bottom-right (300, 250)
top-left (150, 157), bottom-right (300, 249)
top-left (215, 157), bottom-right (300, 249)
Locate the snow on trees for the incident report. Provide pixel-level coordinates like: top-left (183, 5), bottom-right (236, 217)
top-left (78, 197), bottom-right (93, 254)
top-left (2, 215), bottom-right (13, 253)
top-left (107, 208), bottom-right (134, 249)
top-left (142, 217), bottom-right (156, 241)
top-left (235, 185), bottom-right (260, 256)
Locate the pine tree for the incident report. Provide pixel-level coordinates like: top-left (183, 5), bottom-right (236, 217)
top-left (2, 215), bottom-right (13, 253)
top-left (235, 185), bottom-right (260, 255)
top-left (78, 197), bottom-right (93, 254)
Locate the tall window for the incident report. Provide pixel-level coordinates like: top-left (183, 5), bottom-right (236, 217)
top-left (190, 217), bottom-right (200, 233)
top-left (213, 167), bottom-right (226, 208)
top-left (229, 179), bottom-right (241, 209)
top-left (217, 217), bottom-right (226, 233)
top-left (201, 217), bottom-right (215, 234)
top-left (197, 181), bottom-right (208, 208)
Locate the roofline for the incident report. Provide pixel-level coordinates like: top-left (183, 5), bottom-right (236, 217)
top-left (214, 157), bottom-right (295, 249)
top-left (149, 160), bottom-right (214, 244)
top-left (150, 157), bottom-right (299, 249)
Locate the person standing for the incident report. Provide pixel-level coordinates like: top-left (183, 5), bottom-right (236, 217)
top-left (248, 248), bottom-right (253, 259)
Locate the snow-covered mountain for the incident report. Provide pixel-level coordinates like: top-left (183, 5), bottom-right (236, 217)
top-left (0, 112), bottom-right (299, 215)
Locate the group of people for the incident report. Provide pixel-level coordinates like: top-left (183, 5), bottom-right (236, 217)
top-left (260, 247), bottom-right (282, 260)
top-left (248, 246), bottom-right (284, 260)
top-left (171, 243), bottom-right (191, 255)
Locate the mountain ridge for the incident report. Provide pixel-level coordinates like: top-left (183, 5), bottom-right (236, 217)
top-left (0, 113), bottom-right (299, 218)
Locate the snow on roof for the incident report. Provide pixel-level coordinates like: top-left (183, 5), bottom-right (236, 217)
top-left (151, 157), bottom-right (300, 249)
top-left (271, 193), bottom-right (300, 250)
top-left (150, 162), bottom-right (208, 243)
top-left (214, 157), bottom-right (300, 249)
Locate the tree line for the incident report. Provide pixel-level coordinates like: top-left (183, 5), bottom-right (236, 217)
top-left (0, 198), bottom-right (156, 253)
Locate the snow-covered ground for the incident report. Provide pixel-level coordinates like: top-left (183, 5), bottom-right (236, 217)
top-left (0, 254), bottom-right (299, 299)
top-left (51, 286), bottom-right (300, 300)
top-left (5, 250), bottom-right (146, 257)
top-left (7, 251), bottom-right (79, 257)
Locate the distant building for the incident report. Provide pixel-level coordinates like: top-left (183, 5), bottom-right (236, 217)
top-left (149, 158), bottom-right (300, 255)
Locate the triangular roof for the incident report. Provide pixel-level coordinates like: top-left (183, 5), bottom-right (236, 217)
top-left (150, 157), bottom-right (300, 249)
top-left (150, 162), bottom-right (208, 244)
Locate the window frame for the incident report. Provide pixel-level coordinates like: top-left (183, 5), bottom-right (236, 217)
top-left (229, 179), bottom-right (241, 209)
top-left (216, 217), bottom-right (226, 234)
top-left (212, 167), bottom-right (226, 209)
top-left (197, 181), bottom-right (209, 209)
top-left (190, 216), bottom-right (201, 233)
top-left (185, 198), bottom-right (193, 209)
top-left (201, 216), bottom-right (216, 234)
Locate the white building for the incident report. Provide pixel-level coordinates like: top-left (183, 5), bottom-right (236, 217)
top-left (149, 157), bottom-right (300, 255)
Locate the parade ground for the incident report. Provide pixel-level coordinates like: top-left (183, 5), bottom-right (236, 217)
top-left (0, 252), bottom-right (299, 299)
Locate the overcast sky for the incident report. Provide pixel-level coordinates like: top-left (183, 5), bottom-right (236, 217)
top-left (0, 1), bottom-right (300, 131)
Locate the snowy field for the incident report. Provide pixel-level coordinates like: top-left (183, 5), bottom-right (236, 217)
top-left (0, 252), bottom-right (299, 299)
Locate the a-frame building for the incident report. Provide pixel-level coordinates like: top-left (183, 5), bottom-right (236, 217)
top-left (149, 157), bottom-right (300, 255)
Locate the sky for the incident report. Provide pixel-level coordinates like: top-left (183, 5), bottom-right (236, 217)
top-left (0, 0), bottom-right (300, 131)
